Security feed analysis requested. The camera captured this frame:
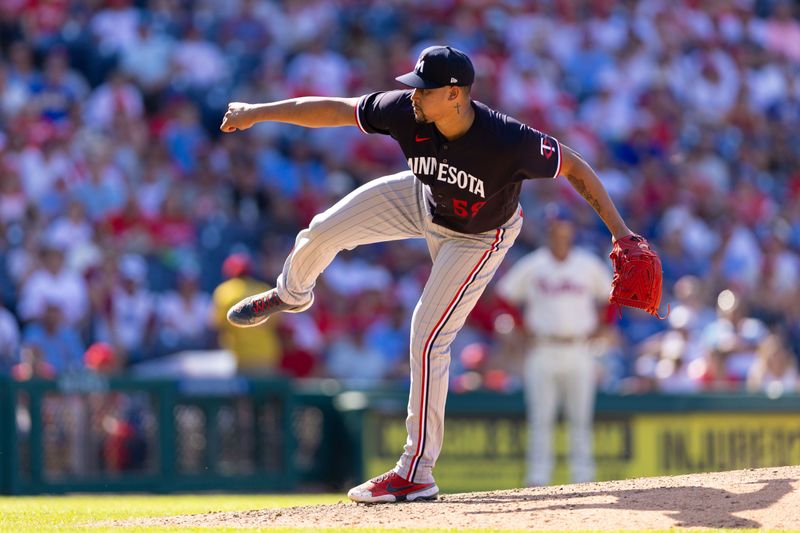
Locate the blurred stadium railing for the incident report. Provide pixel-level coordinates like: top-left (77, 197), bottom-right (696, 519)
top-left (3, 375), bottom-right (800, 494)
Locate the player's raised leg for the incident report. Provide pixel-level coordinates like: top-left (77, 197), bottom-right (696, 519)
top-left (227, 171), bottom-right (424, 327)
top-left (348, 209), bottom-right (522, 503)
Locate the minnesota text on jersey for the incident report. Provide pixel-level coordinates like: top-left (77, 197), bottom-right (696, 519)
top-left (407, 157), bottom-right (486, 198)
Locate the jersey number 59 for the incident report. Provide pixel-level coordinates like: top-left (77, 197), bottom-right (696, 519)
top-left (452, 199), bottom-right (487, 218)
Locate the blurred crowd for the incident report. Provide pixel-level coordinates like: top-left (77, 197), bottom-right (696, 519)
top-left (1, 0), bottom-right (800, 395)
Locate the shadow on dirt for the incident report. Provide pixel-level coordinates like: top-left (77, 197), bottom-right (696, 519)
top-left (456, 478), bottom-right (795, 528)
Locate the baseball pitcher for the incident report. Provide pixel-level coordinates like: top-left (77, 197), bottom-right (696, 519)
top-left (219, 46), bottom-right (656, 503)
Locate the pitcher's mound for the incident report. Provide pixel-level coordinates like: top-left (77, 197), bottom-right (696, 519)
top-left (124, 466), bottom-right (800, 530)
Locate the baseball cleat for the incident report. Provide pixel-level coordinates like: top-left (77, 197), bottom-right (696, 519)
top-left (226, 289), bottom-right (311, 327)
top-left (347, 471), bottom-right (439, 503)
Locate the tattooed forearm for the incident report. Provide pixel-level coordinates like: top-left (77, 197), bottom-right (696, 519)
top-left (567, 172), bottom-right (602, 213)
top-left (560, 142), bottom-right (631, 240)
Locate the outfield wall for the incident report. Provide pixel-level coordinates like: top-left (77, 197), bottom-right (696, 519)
top-left (342, 390), bottom-right (800, 493)
top-left (1, 376), bottom-right (799, 494)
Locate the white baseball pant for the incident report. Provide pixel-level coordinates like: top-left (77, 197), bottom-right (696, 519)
top-left (524, 340), bottom-right (596, 486)
top-left (276, 171), bottom-right (522, 483)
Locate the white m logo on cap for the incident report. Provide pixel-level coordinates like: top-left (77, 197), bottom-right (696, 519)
top-left (415, 58), bottom-right (425, 73)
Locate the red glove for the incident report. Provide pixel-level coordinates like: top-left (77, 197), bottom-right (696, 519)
top-left (609, 234), bottom-right (667, 318)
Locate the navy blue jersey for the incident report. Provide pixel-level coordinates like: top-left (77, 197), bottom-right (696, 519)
top-left (356, 90), bottom-right (562, 234)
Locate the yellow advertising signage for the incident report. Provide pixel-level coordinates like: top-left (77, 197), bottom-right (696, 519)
top-left (636, 413), bottom-right (800, 474)
top-left (363, 412), bottom-right (800, 493)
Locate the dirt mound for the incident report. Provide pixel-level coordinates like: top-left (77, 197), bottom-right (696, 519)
top-left (119, 466), bottom-right (800, 530)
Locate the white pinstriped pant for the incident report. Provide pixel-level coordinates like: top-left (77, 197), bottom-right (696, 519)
top-left (277, 171), bottom-right (522, 483)
top-left (525, 341), bottom-right (596, 486)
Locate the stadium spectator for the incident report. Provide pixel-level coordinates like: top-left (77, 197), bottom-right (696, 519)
top-left (746, 333), bottom-right (799, 395)
top-left (83, 69), bottom-right (144, 132)
top-left (364, 303), bottom-right (411, 381)
top-left (11, 345), bottom-right (56, 381)
top-left (160, 99), bottom-right (209, 176)
top-left (93, 254), bottom-right (156, 365)
top-left (0, 60), bottom-right (30, 118)
top-left (0, 166), bottom-right (27, 224)
top-left (6, 41), bottom-right (39, 89)
top-left (88, 0), bottom-right (141, 58)
top-left (21, 301), bottom-right (85, 375)
top-left (17, 127), bottom-right (73, 206)
top-left (72, 148), bottom-right (128, 222)
top-left (750, 229), bottom-right (800, 325)
top-left (697, 289), bottom-right (768, 390)
top-left (105, 195), bottom-right (151, 250)
top-left (32, 47), bottom-right (88, 123)
top-left (47, 199), bottom-right (93, 250)
top-left (18, 241), bottom-right (89, 327)
top-left (156, 269), bottom-right (212, 354)
top-left (210, 253), bottom-right (282, 376)
top-left (277, 323), bottom-right (318, 378)
top-left (630, 299), bottom-right (710, 395)
top-left (119, 22), bottom-right (176, 96)
top-left (324, 328), bottom-right (386, 389)
top-left (171, 25), bottom-right (229, 92)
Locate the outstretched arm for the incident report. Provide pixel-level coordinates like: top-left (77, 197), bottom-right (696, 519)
top-left (220, 97), bottom-right (360, 132)
top-left (559, 144), bottom-right (633, 241)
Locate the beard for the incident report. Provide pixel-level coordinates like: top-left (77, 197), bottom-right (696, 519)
top-left (413, 106), bottom-right (430, 123)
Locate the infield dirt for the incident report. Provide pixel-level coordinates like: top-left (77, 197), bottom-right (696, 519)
top-left (118, 465), bottom-right (800, 530)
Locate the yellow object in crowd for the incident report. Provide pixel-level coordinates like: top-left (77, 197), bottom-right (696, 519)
top-left (212, 277), bottom-right (281, 375)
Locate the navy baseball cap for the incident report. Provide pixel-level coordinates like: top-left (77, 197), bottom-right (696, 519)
top-left (396, 46), bottom-right (475, 89)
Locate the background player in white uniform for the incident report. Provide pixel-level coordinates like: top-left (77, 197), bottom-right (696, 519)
top-left (497, 214), bottom-right (612, 487)
top-left (219, 46), bottom-right (634, 503)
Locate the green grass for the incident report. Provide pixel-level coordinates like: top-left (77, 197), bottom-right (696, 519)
top-left (0, 495), bottom-right (769, 533)
top-left (0, 494), bottom-right (564, 533)
top-left (0, 494), bottom-right (345, 532)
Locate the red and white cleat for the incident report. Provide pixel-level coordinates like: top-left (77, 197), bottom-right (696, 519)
top-left (347, 471), bottom-right (439, 503)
